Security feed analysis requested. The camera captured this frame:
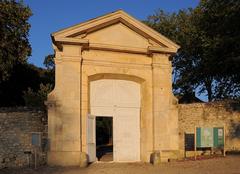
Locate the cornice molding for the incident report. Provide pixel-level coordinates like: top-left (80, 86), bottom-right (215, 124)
top-left (148, 46), bottom-right (178, 54)
top-left (54, 37), bottom-right (89, 45)
top-left (53, 37), bottom-right (177, 55)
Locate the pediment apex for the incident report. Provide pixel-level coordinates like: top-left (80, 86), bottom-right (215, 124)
top-left (52, 10), bottom-right (180, 51)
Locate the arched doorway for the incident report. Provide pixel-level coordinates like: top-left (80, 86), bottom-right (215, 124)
top-left (88, 79), bottom-right (141, 162)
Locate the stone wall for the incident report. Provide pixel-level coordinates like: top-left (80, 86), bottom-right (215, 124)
top-left (1, 102), bottom-right (240, 168)
top-left (179, 102), bottom-right (240, 157)
top-left (0, 108), bottom-right (47, 168)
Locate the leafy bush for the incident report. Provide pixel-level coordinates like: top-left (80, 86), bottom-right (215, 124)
top-left (23, 83), bottom-right (53, 108)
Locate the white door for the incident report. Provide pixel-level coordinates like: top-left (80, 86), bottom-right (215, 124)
top-left (87, 115), bottom-right (96, 162)
top-left (114, 107), bottom-right (140, 161)
top-left (90, 79), bottom-right (140, 162)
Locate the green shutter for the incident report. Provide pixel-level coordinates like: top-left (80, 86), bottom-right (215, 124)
top-left (213, 127), bottom-right (218, 147)
top-left (196, 127), bottom-right (201, 148)
top-left (213, 127), bottom-right (224, 148)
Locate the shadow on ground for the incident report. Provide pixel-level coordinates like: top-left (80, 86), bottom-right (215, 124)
top-left (1, 155), bottom-right (240, 174)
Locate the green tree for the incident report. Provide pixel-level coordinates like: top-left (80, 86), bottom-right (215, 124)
top-left (0, 0), bottom-right (32, 82)
top-left (0, 62), bottom-right (42, 106)
top-left (43, 54), bottom-right (55, 70)
top-left (145, 9), bottom-right (204, 101)
top-left (23, 83), bottom-right (53, 108)
top-left (145, 0), bottom-right (240, 102)
top-left (21, 54), bottom-right (55, 108)
top-left (0, 1), bottom-right (55, 107)
top-left (22, 54), bottom-right (55, 108)
top-left (195, 0), bottom-right (240, 100)
top-left (43, 54), bottom-right (55, 86)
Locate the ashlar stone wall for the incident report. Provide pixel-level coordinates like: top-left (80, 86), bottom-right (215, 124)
top-left (179, 102), bottom-right (240, 157)
top-left (0, 108), bottom-right (47, 168)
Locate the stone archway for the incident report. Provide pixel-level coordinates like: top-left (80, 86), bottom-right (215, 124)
top-left (88, 78), bottom-right (141, 162)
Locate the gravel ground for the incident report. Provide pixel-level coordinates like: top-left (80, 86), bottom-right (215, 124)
top-left (1, 156), bottom-right (240, 174)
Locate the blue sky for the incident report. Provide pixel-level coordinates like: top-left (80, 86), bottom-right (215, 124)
top-left (24, 0), bottom-right (199, 67)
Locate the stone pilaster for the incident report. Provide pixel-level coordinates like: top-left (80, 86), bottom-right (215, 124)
top-left (152, 53), bottom-right (178, 152)
top-left (47, 44), bottom-right (83, 166)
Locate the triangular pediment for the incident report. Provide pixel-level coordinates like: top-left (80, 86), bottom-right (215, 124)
top-left (52, 10), bottom-right (180, 53)
top-left (80, 22), bottom-right (160, 48)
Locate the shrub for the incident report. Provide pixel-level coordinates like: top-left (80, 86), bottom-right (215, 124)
top-left (23, 83), bottom-right (53, 108)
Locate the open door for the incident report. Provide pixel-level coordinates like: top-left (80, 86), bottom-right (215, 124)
top-left (87, 114), bottom-right (96, 162)
top-left (96, 117), bottom-right (113, 161)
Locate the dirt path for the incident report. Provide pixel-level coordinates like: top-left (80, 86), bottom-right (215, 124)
top-left (1, 156), bottom-right (240, 174)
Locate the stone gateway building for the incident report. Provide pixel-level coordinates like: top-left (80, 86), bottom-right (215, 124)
top-left (46, 10), bottom-right (180, 166)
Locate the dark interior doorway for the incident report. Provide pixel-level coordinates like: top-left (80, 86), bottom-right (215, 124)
top-left (96, 116), bottom-right (113, 161)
